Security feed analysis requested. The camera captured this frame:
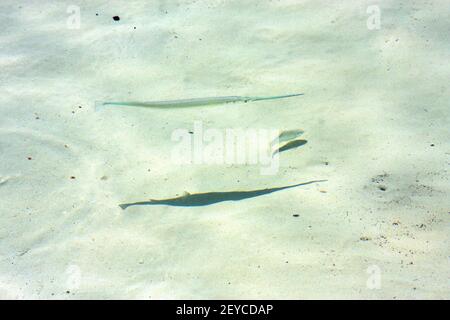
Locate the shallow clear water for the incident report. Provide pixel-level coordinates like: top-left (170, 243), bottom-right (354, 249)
top-left (0, 1), bottom-right (449, 299)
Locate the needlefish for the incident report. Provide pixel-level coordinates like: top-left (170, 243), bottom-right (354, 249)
top-left (96, 93), bottom-right (304, 110)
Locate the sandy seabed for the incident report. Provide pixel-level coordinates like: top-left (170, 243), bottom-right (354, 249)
top-left (0, 1), bottom-right (448, 299)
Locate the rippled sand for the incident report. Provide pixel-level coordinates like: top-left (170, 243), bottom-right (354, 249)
top-left (0, 1), bottom-right (448, 299)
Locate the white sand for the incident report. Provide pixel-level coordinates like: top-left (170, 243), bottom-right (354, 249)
top-left (0, 1), bottom-right (448, 299)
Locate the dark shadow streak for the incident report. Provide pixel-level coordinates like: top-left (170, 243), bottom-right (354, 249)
top-left (119, 180), bottom-right (327, 209)
top-left (273, 139), bottom-right (307, 156)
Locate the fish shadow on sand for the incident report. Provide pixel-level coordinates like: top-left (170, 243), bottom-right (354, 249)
top-left (119, 180), bottom-right (326, 209)
top-left (273, 139), bottom-right (307, 156)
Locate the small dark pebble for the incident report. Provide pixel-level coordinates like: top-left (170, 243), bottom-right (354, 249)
top-left (430, 144), bottom-right (434, 147)
top-left (113, 16), bottom-right (120, 21)
top-left (292, 214), bottom-right (299, 217)
top-left (95, 13), bottom-right (98, 16)
top-left (324, 161), bottom-right (329, 165)
top-left (66, 290), bottom-right (70, 294)
top-left (70, 176), bottom-right (76, 179)
top-left (378, 185), bottom-right (387, 191)
top-left (188, 131), bottom-right (193, 134)
top-left (27, 157), bottom-right (32, 160)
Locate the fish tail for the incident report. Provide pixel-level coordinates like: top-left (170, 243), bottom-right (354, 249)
top-left (96, 101), bottom-right (142, 111)
top-left (119, 203), bottom-right (130, 210)
top-left (94, 101), bottom-right (107, 112)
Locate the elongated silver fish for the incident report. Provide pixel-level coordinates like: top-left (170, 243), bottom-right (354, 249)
top-left (98, 93), bottom-right (304, 110)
